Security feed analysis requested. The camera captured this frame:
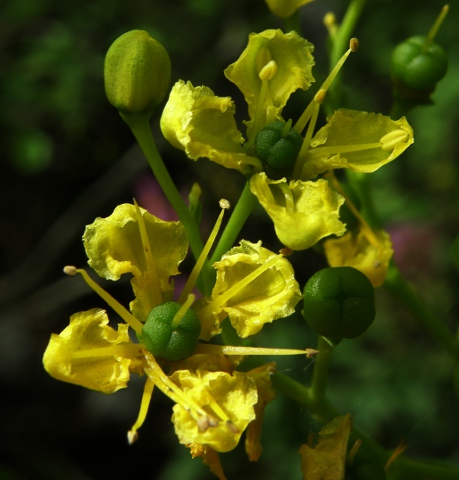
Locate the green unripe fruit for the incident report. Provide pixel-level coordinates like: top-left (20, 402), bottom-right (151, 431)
top-left (302, 267), bottom-right (375, 343)
top-left (141, 301), bottom-right (201, 362)
top-left (255, 121), bottom-right (303, 170)
top-left (104, 30), bottom-right (171, 115)
top-left (391, 35), bottom-right (447, 92)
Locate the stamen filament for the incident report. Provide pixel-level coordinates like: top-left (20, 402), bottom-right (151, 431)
top-left (294, 98), bottom-right (321, 177)
top-left (194, 344), bottom-right (318, 358)
top-left (134, 200), bottom-right (162, 307)
top-left (127, 378), bottom-right (155, 444)
top-left (143, 351), bottom-right (209, 418)
top-left (65, 266), bottom-right (144, 334)
top-left (71, 343), bottom-right (144, 359)
top-left (327, 174), bottom-right (381, 247)
top-left (307, 142), bottom-right (382, 158)
top-left (179, 206), bottom-right (226, 304)
top-left (277, 183), bottom-right (295, 213)
top-left (171, 293), bottom-right (195, 330)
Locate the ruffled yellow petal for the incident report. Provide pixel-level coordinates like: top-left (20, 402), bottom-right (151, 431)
top-left (264, 0), bottom-right (315, 18)
top-left (200, 240), bottom-right (302, 338)
top-left (245, 363), bottom-right (277, 462)
top-left (299, 414), bottom-right (352, 480)
top-left (224, 29), bottom-right (314, 138)
top-left (301, 109), bottom-right (414, 179)
top-left (83, 203), bottom-right (188, 320)
top-left (43, 309), bottom-right (144, 394)
top-left (324, 228), bottom-right (394, 287)
top-left (171, 368), bottom-right (257, 452)
top-left (160, 80), bottom-right (261, 174)
top-left (250, 172), bottom-right (346, 251)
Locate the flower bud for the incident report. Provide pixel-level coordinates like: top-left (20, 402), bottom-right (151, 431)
top-left (391, 35), bottom-right (448, 94)
top-left (255, 121), bottom-right (303, 171)
top-left (104, 30), bottom-right (171, 115)
top-left (141, 302), bottom-right (201, 362)
top-left (302, 267), bottom-right (375, 344)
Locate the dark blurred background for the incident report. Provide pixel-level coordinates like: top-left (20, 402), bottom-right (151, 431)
top-left (1, 0), bottom-right (459, 478)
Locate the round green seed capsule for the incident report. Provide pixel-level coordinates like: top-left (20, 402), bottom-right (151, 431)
top-left (255, 121), bottom-right (303, 170)
top-left (391, 35), bottom-right (447, 92)
top-left (141, 301), bottom-right (201, 362)
top-left (302, 267), bottom-right (375, 343)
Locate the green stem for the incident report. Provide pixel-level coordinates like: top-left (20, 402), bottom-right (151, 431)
top-left (310, 336), bottom-right (335, 402)
top-left (327, 0), bottom-right (368, 113)
top-left (209, 181), bottom-right (258, 266)
top-left (384, 262), bottom-right (459, 361)
top-left (283, 11), bottom-right (302, 34)
top-left (121, 113), bottom-right (204, 263)
top-left (389, 100), bottom-right (414, 120)
top-left (330, 0), bottom-right (368, 69)
top-left (389, 456), bottom-right (459, 480)
top-left (271, 371), bottom-right (338, 424)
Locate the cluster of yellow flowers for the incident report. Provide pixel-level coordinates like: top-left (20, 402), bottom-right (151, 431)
top-left (43, 23), bottom-right (413, 480)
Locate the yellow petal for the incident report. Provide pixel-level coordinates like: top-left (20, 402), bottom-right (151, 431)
top-left (250, 172), bottom-right (346, 251)
top-left (324, 228), bottom-right (394, 287)
top-left (171, 368), bottom-right (257, 452)
top-left (43, 309), bottom-right (144, 394)
top-left (188, 444), bottom-right (228, 480)
top-left (245, 363), bottom-right (277, 462)
top-left (299, 414), bottom-right (352, 480)
top-left (83, 203), bottom-right (188, 320)
top-left (264, 0), bottom-right (315, 18)
top-left (224, 29), bottom-right (314, 138)
top-left (208, 240), bottom-right (302, 338)
top-left (160, 80), bottom-right (260, 174)
top-left (302, 109), bottom-right (414, 179)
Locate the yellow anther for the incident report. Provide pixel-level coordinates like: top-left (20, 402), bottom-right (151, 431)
top-left (349, 37), bottom-right (359, 52)
top-left (256, 46), bottom-right (272, 73)
top-left (219, 198), bottom-right (231, 210)
top-left (259, 60), bottom-right (278, 82)
top-left (380, 129), bottom-right (409, 151)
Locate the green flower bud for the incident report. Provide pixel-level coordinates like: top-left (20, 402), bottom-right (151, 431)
top-left (302, 267), bottom-right (375, 344)
top-left (141, 301), bottom-right (201, 362)
top-left (104, 30), bottom-right (171, 115)
top-left (391, 35), bottom-right (448, 93)
top-left (255, 121), bottom-right (303, 171)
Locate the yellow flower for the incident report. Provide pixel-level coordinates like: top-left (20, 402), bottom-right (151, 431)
top-left (250, 173), bottom-right (346, 250)
top-left (324, 227), bottom-right (394, 287)
top-left (264, 0), bottom-right (315, 19)
top-left (197, 240), bottom-right (302, 338)
top-left (160, 29), bottom-right (315, 175)
top-left (43, 202), bottom-right (312, 477)
top-left (161, 30), bottom-right (413, 253)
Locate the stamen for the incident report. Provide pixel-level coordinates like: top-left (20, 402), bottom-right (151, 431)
top-left (134, 200), bottom-right (162, 307)
top-left (143, 351), bottom-right (209, 418)
top-left (178, 202), bottom-right (228, 304)
top-left (65, 266), bottom-right (144, 334)
top-left (324, 12), bottom-right (338, 38)
top-left (379, 129), bottom-right (409, 151)
top-left (71, 343), bottom-right (144, 360)
top-left (170, 293), bottom-right (196, 329)
top-left (199, 254), bottom-right (283, 318)
top-left (259, 60), bottom-right (278, 82)
top-left (277, 183), bottom-right (295, 213)
top-left (194, 344), bottom-right (319, 358)
top-left (127, 378), bottom-right (155, 444)
top-left (327, 174), bottom-right (381, 247)
top-left (306, 142), bottom-right (382, 158)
